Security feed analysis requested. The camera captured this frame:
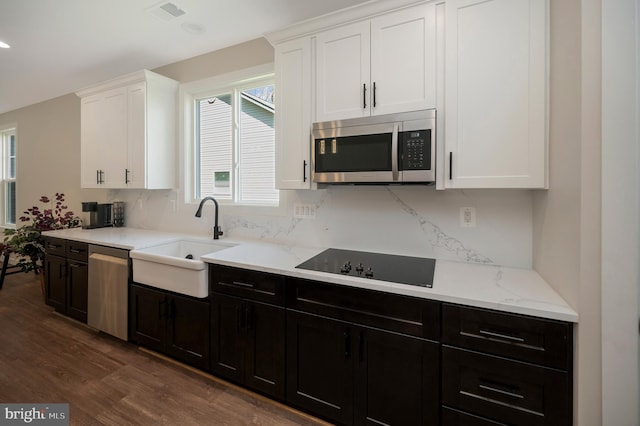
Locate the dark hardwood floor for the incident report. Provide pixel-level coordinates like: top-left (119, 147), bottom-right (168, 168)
top-left (0, 273), bottom-right (328, 425)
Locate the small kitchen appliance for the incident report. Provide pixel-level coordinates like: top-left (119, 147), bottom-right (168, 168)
top-left (296, 248), bottom-right (436, 288)
top-left (112, 201), bottom-right (125, 227)
top-left (81, 202), bottom-right (113, 229)
top-left (311, 109), bottom-right (436, 184)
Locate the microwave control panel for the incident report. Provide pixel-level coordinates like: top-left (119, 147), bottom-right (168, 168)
top-left (401, 129), bottom-right (431, 170)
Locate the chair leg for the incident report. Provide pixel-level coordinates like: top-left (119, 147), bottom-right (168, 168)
top-left (0, 254), bottom-right (10, 290)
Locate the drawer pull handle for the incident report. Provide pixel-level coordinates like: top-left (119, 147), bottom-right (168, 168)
top-left (69, 248), bottom-right (84, 254)
top-left (479, 383), bottom-right (525, 400)
top-left (478, 329), bottom-right (525, 343)
top-left (231, 281), bottom-right (254, 288)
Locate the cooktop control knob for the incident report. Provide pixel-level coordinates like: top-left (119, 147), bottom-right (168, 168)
top-left (340, 261), bottom-right (352, 274)
top-left (355, 263), bottom-right (364, 274)
top-left (365, 267), bottom-right (374, 278)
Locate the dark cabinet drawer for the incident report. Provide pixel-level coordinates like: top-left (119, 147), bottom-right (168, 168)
top-left (43, 237), bottom-right (66, 256)
top-left (66, 241), bottom-right (89, 262)
top-left (442, 304), bottom-right (572, 370)
top-left (210, 264), bottom-right (285, 306)
top-left (442, 346), bottom-right (570, 426)
top-left (442, 407), bottom-right (509, 425)
top-left (287, 277), bottom-right (440, 340)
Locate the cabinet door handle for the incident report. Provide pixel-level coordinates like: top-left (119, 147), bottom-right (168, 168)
top-left (358, 332), bottom-right (364, 362)
top-left (478, 329), bottom-right (525, 343)
top-left (303, 160), bottom-right (307, 183)
top-left (246, 305), bottom-right (254, 331)
top-left (478, 379), bottom-right (525, 400)
top-left (242, 304), bottom-right (250, 332)
top-left (96, 170), bottom-right (100, 184)
top-left (363, 83), bottom-right (367, 109)
top-left (58, 263), bottom-right (64, 279)
top-left (449, 152), bottom-right (453, 180)
top-left (159, 299), bottom-right (167, 319)
top-left (344, 330), bottom-right (351, 358)
top-left (125, 169), bottom-right (130, 184)
top-left (235, 305), bottom-right (242, 333)
top-left (373, 82), bottom-right (377, 108)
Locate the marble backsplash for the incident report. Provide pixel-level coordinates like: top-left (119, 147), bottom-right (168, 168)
top-left (109, 186), bottom-right (533, 268)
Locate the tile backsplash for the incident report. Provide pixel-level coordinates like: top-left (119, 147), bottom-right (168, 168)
top-left (111, 186), bottom-right (533, 268)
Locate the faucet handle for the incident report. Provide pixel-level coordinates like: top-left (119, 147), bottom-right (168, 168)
top-left (213, 226), bottom-right (223, 240)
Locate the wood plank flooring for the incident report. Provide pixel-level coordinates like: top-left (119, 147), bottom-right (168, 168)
top-left (0, 273), bottom-right (328, 425)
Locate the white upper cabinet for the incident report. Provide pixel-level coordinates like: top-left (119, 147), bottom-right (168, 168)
top-left (274, 37), bottom-right (313, 189)
top-left (77, 70), bottom-right (178, 189)
top-left (444, 0), bottom-right (548, 188)
top-left (315, 2), bottom-right (436, 122)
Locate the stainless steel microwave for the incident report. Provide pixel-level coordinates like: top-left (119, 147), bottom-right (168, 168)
top-left (311, 109), bottom-right (436, 184)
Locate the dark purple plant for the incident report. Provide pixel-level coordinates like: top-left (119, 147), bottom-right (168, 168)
top-left (2, 193), bottom-right (80, 273)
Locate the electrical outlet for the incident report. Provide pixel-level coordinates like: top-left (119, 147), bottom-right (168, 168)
top-left (136, 199), bottom-right (144, 210)
top-left (294, 203), bottom-right (316, 219)
top-left (460, 207), bottom-right (476, 227)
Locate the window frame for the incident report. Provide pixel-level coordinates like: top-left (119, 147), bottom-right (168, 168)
top-left (180, 63), bottom-right (282, 211)
top-left (0, 125), bottom-right (17, 229)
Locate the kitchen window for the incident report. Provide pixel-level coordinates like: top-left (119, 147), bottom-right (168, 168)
top-left (183, 66), bottom-right (278, 206)
top-left (0, 127), bottom-right (16, 227)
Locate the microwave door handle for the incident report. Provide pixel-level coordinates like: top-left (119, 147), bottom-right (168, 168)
top-left (392, 124), bottom-right (399, 181)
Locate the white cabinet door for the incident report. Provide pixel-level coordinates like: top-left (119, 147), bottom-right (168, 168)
top-left (370, 3), bottom-right (436, 116)
top-left (126, 82), bottom-right (146, 188)
top-left (445, 0), bottom-right (547, 188)
top-left (80, 95), bottom-right (104, 188)
top-left (101, 87), bottom-right (128, 188)
top-left (315, 21), bottom-right (371, 121)
top-left (78, 70), bottom-right (177, 189)
top-left (80, 87), bottom-right (127, 188)
top-left (275, 37), bottom-right (312, 189)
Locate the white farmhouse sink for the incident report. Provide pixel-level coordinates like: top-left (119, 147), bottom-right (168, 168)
top-left (130, 239), bottom-right (235, 298)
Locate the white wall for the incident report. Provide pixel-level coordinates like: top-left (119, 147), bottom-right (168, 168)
top-left (601, 0), bottom-right (639, 422)
top-left (0, 95), bottom-right (106, 228)
top-left (532, 0), bottom-right (603, 424)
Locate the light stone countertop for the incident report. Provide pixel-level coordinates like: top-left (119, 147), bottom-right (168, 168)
top-left (43, 227), bottom-right (578, 323)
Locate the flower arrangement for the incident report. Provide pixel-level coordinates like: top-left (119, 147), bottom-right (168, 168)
top-left (2, 193), bottom-right (81, 273)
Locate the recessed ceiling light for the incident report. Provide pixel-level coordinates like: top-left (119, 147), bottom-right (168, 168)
top-left (0, 41), bottom-right (10, 49)
top-left (181, 22), bottom-right (205, 35)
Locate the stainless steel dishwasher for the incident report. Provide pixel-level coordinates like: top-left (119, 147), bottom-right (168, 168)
top-left (88, 245), bottom-right (129, 340)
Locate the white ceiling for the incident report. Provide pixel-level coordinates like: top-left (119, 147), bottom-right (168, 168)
top-left (0, 0), bottom-right (372, 115)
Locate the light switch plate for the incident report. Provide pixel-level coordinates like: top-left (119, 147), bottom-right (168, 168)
top-left (460, 207), bottom-right (476, 227)
top-left (294, 204), bottom-right (316, 219)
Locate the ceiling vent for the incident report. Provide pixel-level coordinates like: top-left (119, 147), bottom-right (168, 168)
top-left (147, 2), bottom-right (187, 21)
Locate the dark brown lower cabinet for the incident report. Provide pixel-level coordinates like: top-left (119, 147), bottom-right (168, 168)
top-left (44, 238), bottom-right (88, 323)
top-left (210, 292), bottom-right (285, 399)
top-left (442, 346), bottom-right (570, 425)
top-left (129, 283), bottom-right (210, 370)
top-left (441, 304), bottom-right (573, 426)
top-left (441, 407), bottom-right (509, 425)
top-left (286, 310), bottom-right (439, 426)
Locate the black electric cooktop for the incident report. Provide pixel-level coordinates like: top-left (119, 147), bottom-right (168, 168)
top-left (296, 248), bottom-right (436, 288)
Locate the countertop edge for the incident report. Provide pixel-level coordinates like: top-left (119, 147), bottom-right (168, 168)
top-left (42, 228), bottom-right (579, 323)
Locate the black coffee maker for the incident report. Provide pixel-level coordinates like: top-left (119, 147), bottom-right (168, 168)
top-left (81, 202), bottom-right (113, 229)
